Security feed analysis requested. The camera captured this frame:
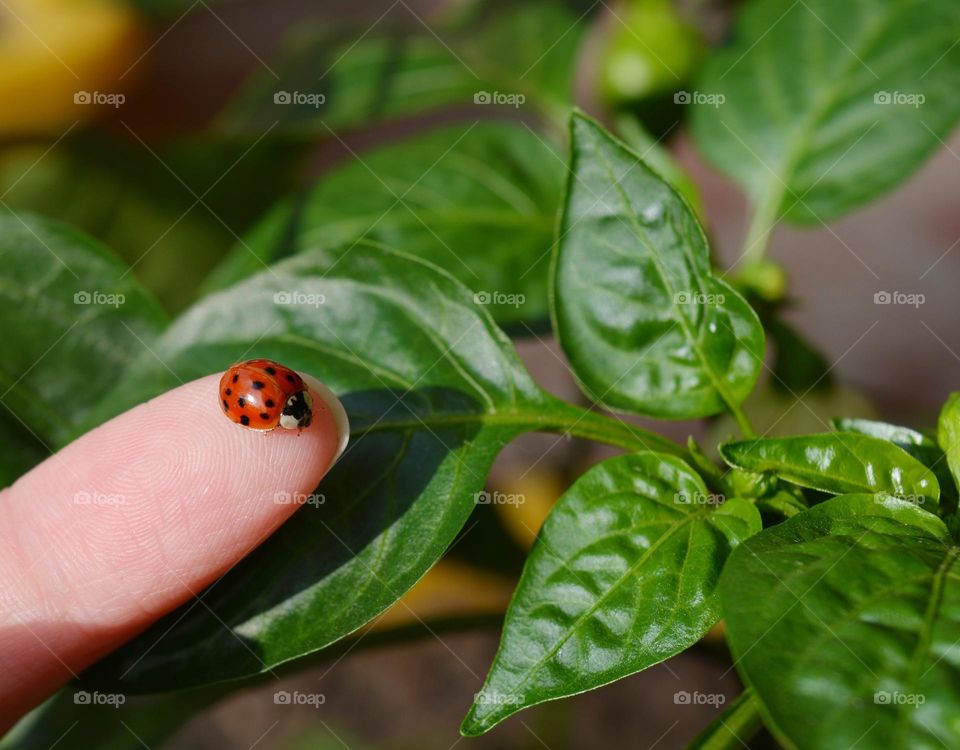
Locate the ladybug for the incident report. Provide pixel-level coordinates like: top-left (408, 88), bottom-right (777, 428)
top-left (219, 358), bottom-right (313, 431)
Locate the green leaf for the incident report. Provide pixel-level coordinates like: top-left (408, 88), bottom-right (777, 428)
top-left (552, 111), bottom-right (764, 420)
top-left (937, 393), bottom-right (960, 493)
top-left (203, 122), bottom-right (563, 326)
top-left (837, 416), bottom-right (956, 512)
top-left (614, 113), bottom-right (703, 217)
top-left (81, 243), bottom-right (681, 691)
top-left (692, 0), bottom-right (960, 224)
top-left (461, 452), bottom-right (760, 735)
top-left (835, 417), bottom-right (935, 447)
top-left (719, 433), bottom-right (940, 506)
top-left (0, 212), bottom-right (167, 484)
top-left (721, 493), bottom-right (960, 750)
top-left (221, 2), bottom-right (585, 134)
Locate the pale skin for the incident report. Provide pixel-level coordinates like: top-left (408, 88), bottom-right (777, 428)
top-left (0, 374), bottom-right (343, 730)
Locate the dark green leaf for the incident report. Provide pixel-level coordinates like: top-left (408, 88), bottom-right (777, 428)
top-left (461, 452), bottom-right (760, 735)
top-left (222, 3), bottom-right (584, 134)
top-left (0, 212), bottom-right (167, 483)
top-left (203, 122), bottom-right (563, 326)
top-left (722, 493), bottom-right (960, 750)
top-left (552, 111), bottom-right (764, 419)
top-left (692, 0), bottom-right (960, 223)
top-left (0, 687), bottom-right (215, 750)
top-left (81, 244), bottom-right (680, 691)
top-left (719, 433), bottom-right (940, 506)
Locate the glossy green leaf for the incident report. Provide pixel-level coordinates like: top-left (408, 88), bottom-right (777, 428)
top-left (721, 493), bottom-right (960, 750)
top-left (222, 2), bottom-right (584, 134)
top-left (461, 452), bottom-right (761, 735)
top-left (937, 393), bottom-right (960, 493)
top-left (720, 433), bottom-right (940, 506)
top-left (204, 122), bottom-right (563, 326)
top-left (80, 243), bottom-right (680, 691)
top-left (692, 0), bottom-right (960, 224)
top-left (837, 416), bottom-right (956, 511)
top-left (0, 212), bottom-right (167, 484)
top-left (552, 111), bottom-right (764, 419)
top-left (615, 113), bottom-right (703, 217)
top-left (835, 417), bottom-right (935, 448)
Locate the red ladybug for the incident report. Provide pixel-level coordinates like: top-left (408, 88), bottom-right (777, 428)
top-left (219, 358), bottom-right (312, 431)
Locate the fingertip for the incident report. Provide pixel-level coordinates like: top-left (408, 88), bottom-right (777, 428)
top-left (301, 373), bottom-right (350, 465)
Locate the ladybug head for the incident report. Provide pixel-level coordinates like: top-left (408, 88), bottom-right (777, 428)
top-left (279, 390), bottom-right (313, 430)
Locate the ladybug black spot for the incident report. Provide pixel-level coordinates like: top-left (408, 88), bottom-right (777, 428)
top-left (222, 399), bottom-right (228, 411)
top-left (260, 412), bottom-right (270, 420)
top-left (238, 397), bottom-right (246, 408)
top-left (225, 388), bottom-right (232, 396)
top-left (252, 381), bottom-right (265, 390)
top-left (240, 415), bottom-right (250, 426)
top-left (266, 399), bottom-right (275, 408)
top-left (265, 367), bottom-right (276, 375)
top-left (286, 374), bottom-right (296, 383)
top-left (232, 373), bottom-right (239, 384)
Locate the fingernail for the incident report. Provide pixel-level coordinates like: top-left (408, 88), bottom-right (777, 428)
top-left (300, 374), bottom-right (350, 464)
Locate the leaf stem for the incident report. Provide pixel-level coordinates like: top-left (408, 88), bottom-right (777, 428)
top-left (728, 400), bottom-right (756, 438)
top-left (540, 400), bottom-right (689, 458)
top-left (741, 186), bottom-right (783, 267)
top-left (687, 688), bottom-right (764, 750)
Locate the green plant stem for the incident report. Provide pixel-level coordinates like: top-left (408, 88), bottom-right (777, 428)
top-left (687, 689), bottom-right (764, 750)
top-left (741, 187), bottom-right (783, 267)
top-left (728, 400), bottom-right (756, 438)
top-left (542, 401), bottom-right (689, 458)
